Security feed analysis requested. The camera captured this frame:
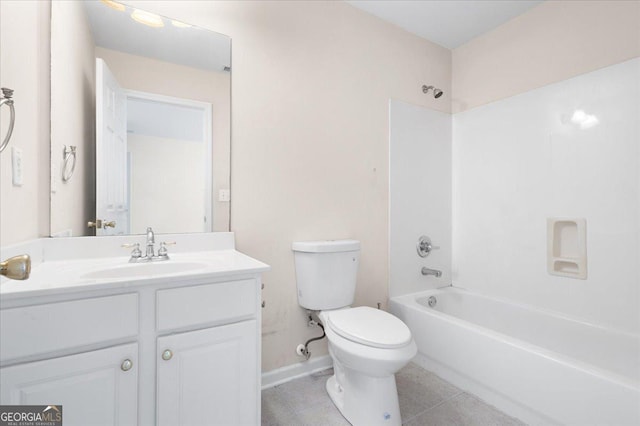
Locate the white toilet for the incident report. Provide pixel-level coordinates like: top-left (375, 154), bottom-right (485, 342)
top-left (292, 240), bottom-right (417, 426)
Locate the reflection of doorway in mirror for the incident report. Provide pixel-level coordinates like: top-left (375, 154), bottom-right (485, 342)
top-left (125, 91), bottom-right (212, 235)
top-left (95, 61), bottom-right (213, 236)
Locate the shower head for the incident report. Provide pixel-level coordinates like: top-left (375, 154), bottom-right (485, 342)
top-left (422, 85), bottom-right (443, 99)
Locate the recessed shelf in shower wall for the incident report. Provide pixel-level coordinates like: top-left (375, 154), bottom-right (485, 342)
top-left (547, 218), bottom-right (587, 279)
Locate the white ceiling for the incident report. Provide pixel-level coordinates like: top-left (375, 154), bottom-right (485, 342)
top-left (346, 0), bottom-right (544, 49)
top-left (84, 1), bottom-right (541, 71)
top-left (84, 1), bottom-right (230, 72)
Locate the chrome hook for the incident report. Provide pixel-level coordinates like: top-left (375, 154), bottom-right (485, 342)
top-left (62, 145), bottom-right (77, 182)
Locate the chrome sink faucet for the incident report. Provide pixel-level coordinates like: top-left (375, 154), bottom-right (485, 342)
top-left (146, 227), bottom-right (156, 258)
top-left (123, 227), bottom-right (175, 263)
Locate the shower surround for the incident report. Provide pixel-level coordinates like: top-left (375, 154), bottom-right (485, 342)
top-left (389, 58), bottom-right (639, 424)
top-left (452, 58), bottom-right (639, 334)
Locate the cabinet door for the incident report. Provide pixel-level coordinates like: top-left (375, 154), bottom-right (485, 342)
top-left (0, 343), bottom-right (138, 426)
top-left (157, 321), bottom-right (257, 426)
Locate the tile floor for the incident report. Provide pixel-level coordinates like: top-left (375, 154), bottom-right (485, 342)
top-left (262, 362), bottom-right (525, 426)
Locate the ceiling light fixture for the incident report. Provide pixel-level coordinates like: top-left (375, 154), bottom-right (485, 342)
top-left (100, 0), bottom-right (125, 12)
top-left (131, 9), bottom-right (164, 28)
top-left (171, 20), bottom-right (191, 28)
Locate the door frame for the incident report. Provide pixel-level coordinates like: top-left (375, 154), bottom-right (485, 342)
top-left (124, 90), bottom-right (213, 232)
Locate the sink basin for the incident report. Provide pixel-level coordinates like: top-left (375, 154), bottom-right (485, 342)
top-left (81, 261), bottom-right (208, 280)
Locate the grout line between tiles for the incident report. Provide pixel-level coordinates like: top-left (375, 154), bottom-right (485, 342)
top-left (400, 389), bottom-right (464, 425)
top-left (449, 390), bottom-right (465, 400)
top-left (416, 391), bottom-right (462, 416)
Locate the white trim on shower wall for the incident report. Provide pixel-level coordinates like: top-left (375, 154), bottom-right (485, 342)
top-left (389, 99), bottom-right (453, 298)
top-left (261, 355), bottom-right (332, 390)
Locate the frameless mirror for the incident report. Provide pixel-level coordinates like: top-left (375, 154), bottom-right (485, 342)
top-left (50, 0), bottom-right (231, 236)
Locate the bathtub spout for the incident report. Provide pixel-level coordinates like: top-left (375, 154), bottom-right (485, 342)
top-left (421, 267), bottom-right (442, 278)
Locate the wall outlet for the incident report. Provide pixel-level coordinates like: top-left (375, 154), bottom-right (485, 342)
top-left (218, 189), bottom-right (231, 202)
top-left (11, 147), bottom-right (23, 186)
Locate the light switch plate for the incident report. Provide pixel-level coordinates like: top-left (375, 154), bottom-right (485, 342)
top-left (51, 163), bottom-right (58, 193)
top-left (218, 189), bottom-right (231, 202)
top-left (11, 147), bottom-right (23, 186)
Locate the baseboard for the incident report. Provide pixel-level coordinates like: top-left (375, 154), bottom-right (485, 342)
top-left (261, 355), bottom-right (333, 390)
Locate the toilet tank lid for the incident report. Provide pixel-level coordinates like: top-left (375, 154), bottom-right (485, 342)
top-left (292, 240), bottom-right (360, 253)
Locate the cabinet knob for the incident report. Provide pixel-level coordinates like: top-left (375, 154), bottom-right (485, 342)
top-left (121, 359), bottom-right (133, 371)
top-left (162, 349), bottom-right (173, 361)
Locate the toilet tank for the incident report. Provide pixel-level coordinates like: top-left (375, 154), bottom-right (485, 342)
top-left (292, 240), bottom-right (360, 310)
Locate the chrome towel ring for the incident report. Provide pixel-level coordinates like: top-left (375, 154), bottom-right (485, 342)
top-left (62, 145), bottom-right (77, 182)
top-left (0, 87), bottom-right (15, 153)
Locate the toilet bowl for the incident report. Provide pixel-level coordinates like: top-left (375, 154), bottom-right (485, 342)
top-left (319, 307), bottom-right (417, 426)
top-left (292, 240), bottom-right (416, 426)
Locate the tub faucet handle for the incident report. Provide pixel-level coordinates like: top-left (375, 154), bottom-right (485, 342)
top-left (417, 235), bottom-right (439, 257)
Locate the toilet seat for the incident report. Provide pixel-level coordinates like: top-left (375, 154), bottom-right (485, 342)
top-left (326, 306), bottom-right (412, 349)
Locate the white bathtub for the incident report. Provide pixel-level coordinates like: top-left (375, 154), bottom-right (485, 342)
top-left (390, 287), bottom-right (640, 426)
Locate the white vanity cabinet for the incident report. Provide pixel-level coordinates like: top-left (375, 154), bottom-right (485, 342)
top-left (155, 279), bottom-right (259, 426)
top-left (0, 274), bottom-right (263, 426)
top-left (157, 321), bottom-right (257, 426)
top-left (0, 294), bottom-right (140, 426)
top-left (1, 344), bottom-right (139, 425)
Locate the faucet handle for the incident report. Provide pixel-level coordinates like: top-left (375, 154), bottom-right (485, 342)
top-left (122, 243), bottom-right (142, 258)
top-left (158, 241), bottom-right (176, 257)
top-left (417, 236), bottom-right (440, 258)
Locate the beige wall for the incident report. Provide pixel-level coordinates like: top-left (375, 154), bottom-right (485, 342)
top-left (452, 0), bottom-right (640, 112)
top-left (124, 0), bottom-right (451, 371)
top-left (95, 47), bottom-right (231, 232)
top-left (0, 1), bottom-right (50, 246)
top-left (0, 1), bottom-right (448, 372)
top-left (50, 0), bottom-right (96, 237)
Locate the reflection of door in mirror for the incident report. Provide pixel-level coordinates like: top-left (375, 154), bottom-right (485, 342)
top-left (95, 61), bottom-right (212, 236)
top-left (96, 59), bottom-right (128, 236)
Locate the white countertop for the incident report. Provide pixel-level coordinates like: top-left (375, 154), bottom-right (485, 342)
top-left (0, 233), bottom-right (270, 301)
top-left (1, 250), bottom-right (269, 301)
